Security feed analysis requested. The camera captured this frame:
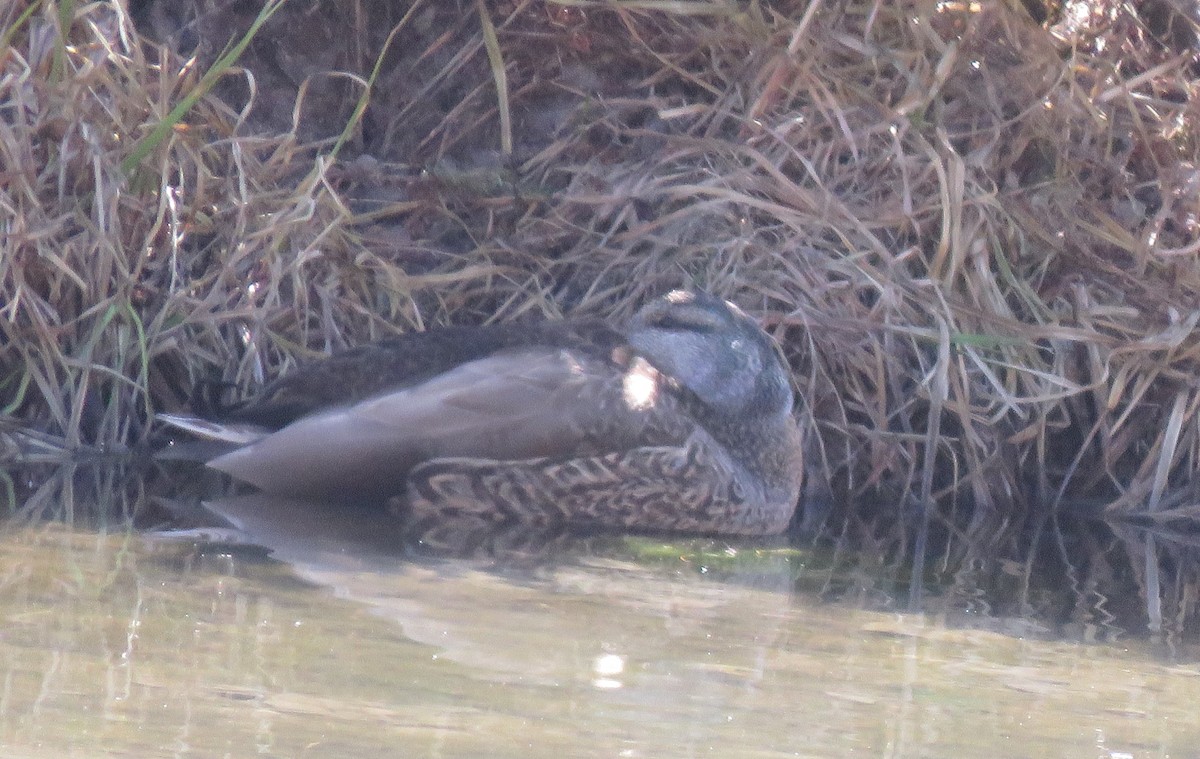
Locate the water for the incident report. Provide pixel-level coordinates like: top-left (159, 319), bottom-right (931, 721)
top-left (2, 479), bottom-right (1200, 757)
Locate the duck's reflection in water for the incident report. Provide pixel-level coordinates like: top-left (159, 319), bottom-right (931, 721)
top-left (167, 492), bottom-right (619, 564)
top-left (153, 492), bottom-right (799, 694)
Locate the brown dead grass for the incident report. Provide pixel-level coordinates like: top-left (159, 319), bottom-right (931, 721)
top-left (3, 0), bottom-right (1200, 523)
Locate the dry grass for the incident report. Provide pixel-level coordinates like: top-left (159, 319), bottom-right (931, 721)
top-left (3, 0), bottom-right (1200, 525)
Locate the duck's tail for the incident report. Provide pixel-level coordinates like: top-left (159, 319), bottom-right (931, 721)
top-left (156, 413), bottom-right (268, 445)
top-left (155, 413), bottom-right (270, 462)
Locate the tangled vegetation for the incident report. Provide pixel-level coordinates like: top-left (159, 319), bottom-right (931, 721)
top-left (3, 0), bottom-right (1200, 529)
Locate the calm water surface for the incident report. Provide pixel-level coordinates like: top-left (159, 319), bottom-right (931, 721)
top-left (1, 491), bottom-right (1199, 758)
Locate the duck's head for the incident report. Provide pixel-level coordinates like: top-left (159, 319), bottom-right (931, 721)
top-left (626, 291), bottom-right (794, 419)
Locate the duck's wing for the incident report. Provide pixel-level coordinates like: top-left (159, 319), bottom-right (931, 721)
top-left (206, 346), bottom-right (678, 500)
top-left (218, 320), bottom-right (621, 429)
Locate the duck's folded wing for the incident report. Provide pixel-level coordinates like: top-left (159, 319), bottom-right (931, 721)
top-left (206, 348), bottom-right (637, 499)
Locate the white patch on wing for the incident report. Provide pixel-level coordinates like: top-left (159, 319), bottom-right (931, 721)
top-left (622, 357), bottom-right (660, 410)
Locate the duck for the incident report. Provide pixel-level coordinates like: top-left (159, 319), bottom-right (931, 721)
top-left (158, 290), bottom-right (804, 536)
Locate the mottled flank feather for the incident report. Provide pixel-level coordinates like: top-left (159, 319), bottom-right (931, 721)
top-left (406, 433), bottom-right (774, 534)
top-left (158, 291), bottom-right (804, 536)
